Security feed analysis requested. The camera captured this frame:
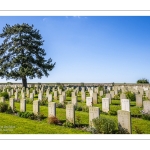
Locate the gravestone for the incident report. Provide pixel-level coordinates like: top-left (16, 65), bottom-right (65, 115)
top-left (20, 99), bottom-right (26, 112)
top-left (143, 101), bottom-right (150, 113)
top-left (72, 96), bottom-right (77, 106)
top-left (0, 97), bottom-right (5, 103)
top-left (110, 91), bottom-right (115, 98)
top-left (62, 91), bottom-right (66, 100)
top-left (48, 102), bottom-right (56, 117)
top-left (81, 92), bottom-right (86, 102)
top-left (38, 93), bottom-right (42, 101)
top-left (15, 92), bottom-right (18, 100)
top-left (92, 92), bottom-right (97, 104)
top-left (22, 92), bottom-right (25, 99)
top-left (48, 94), bottom-right (52, 102)
top-left (117, 110), bottom-right (131, 134)
top-left (66, 104), bottom-right (75, 124)
top-left (121, 99), bottom-right (130, 111)
top-left (99, 91), bottom-right (103, 96)
top-left (71, 92), bottom-right (76, 97)
top-left (86, 97), bottom-right (93, 106)
top-left (136, 94), bottom-right (142, 107)
top-left (106, 93), bottom-right (111, 104)
top-left (102, 98), bottom-right (110, 113)
top-left (33, 100), bottom-right (40, 115)
top-left (59, 95), bottom-right (65, 104)
top-left (90, 90), bottom-right (93, 97)
top-left (120, 93), bottom-right (126, 100)
top-left (9, 98), bottom-right (15, 110)
top-left (89, 107), bottom-right (100, 127)
top-left (54, 91), bottom-right (57, 100)
top-left (30, 93), bottom-right (34, 100)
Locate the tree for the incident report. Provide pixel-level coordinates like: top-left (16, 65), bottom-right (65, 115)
top-left (0, 23), bottom-right (56, 88)
top-left (137, 78), bottom-right (149, 84)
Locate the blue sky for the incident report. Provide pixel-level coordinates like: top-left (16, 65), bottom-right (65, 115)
top-left (0, 16), bottom-right (150, 83)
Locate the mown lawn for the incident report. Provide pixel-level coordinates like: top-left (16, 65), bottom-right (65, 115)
top-left (1, 96), bottom-right (150, 134)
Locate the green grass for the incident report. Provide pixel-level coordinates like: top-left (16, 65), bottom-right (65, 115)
top-left (2, 94), bottom-right (150, 134)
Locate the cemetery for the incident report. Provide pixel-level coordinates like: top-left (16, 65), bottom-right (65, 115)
top-left (0, 83), bottom-right (150, 134)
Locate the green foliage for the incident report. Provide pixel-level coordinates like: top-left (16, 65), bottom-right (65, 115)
top-left (0, 102), bottom-right (8, 112)
top-left (142, 112), bottom-right (150, 120)
top-left (75, 105), bottom-right (82, 111)
top-left (134, 126), bottom-right (144, 134)
top-left (66, 90), bottom-right (73, 97)
top-left (92, 117), bottom-right (116, 134)
top-left (117, 123), bottom-right (130, 134)
top-left (6, 106), bottom-right (14, 114)
top-left (56, 103), bottom-right (66, 109)
top-left (18, 111), bottom-right (45, 121)
top-left (0, 23), bottom-right (56, 88)
top-left (76, 115), bottom-right (82, 127)
top-left (125, 91), bottom-right (135, 101)
top-left (63, 120), bottom-right (75, 128)
top-left (39, 99), bottom-right (48, 106)
top-left (0, 92), bottom-right (9, 99)
top-left (82, 106), bottom-right (89, 112)
top-left (137, 78), bottom-right (149, 84)
top-left (47, 116), bottom-right (60, 125)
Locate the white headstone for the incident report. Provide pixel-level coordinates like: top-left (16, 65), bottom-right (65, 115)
top-left (86, 97), bottom-right (93, 107)
top-left (121, 99), bottom-right (130, 111)
top-left (66, 104), bottom-right (75, 124)
top-left (102, 98), bottom-right (110, 113)
top-left (48, 102), bottom-right (56, 117)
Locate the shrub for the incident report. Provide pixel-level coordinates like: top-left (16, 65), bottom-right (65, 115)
top-left (82, 106), bottom-right (89, 112)
top-left (117, 123), bottom-right (130, 134)
top-left (56, 103), bottom-right (66, 108)
top-left (0, 102), bottom-right (8, 112)
top-left (125, 91), bottom-right (135, 101)
top-left (142, 112), bottom-right (150, 120)
top-left (0, 92), bottom-right (9, 99)
top-left (137, 78), bottom-right (149, 84)
top-left (76, 115), bottom-right (82, 127)
top-left (6, 106), bottom-right (14, 114)
top-left (47, 116), bottom-right (60, 125)
top-left (39, 99), bottom-right (48, 106)
top-left (75, 105), bottom-right (82, 111)
top-left (18, 111), bottom-right (32, 118)
top-left (66, 90), bottom-right (73, 97)
top-left (63, 120), bottom-right (75, 128)
top-left (92, 117), bottom-right (116, 134)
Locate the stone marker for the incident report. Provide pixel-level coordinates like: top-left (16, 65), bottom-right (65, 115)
top-left (33, 100), bottom-right (40, 115)
top-left (54, 91), bottom-right (57, 100)
top-left (72, 96), bottom-right (77, 106)
top-left (59, 95), bottom-right (65, 104)
top-left (48, 94), bottom-right (52, 102)
top-left (66, 104), bottom-right (75, 124)
top-left (99, 91), bottom-right (103, 96)
top-left (86, 97), bottom-right (93, 106)
top-left (20, 99), bottom-right (26, 112)
top-left (81, 92), bottom-right (86, 102)
top-left (136, 94), bottom-right (143, 107)
top-left (117, 110), bottom-right (131, 134)
top-left (48, 102), bottom-right (56, 117)
top-left (30, 93), bottom-right (34, 100)
top-left (110, 91), bottom-right (115, 98)
top-left (106, 93), bottom-right (111, 104)
top-left (121, 99), bottom-right (130, 111)
top-left (102, 98), bottom-right (110, 113)
top-left (120, 93), bottom-right (126, 100)
top-left (92, 92), bottom-right (97, 104)
top-left (143, 101), bottom-right (150, 113)
top-left (38, 93), bottom-right (42, 101)
top-left (0, 97), bottom-right (5, 103)
top-left (89, 107), bottom-right (100, 127)
top-left (9, 98), bottom-right (15, 110)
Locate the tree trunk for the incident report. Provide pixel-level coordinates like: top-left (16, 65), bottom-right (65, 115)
top-left (22, 76), bottom-right (27, 88)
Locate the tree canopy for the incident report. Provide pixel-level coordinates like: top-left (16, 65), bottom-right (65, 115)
top-left (0, 23), bottom-right (56, 88)
top-left (137, 78), bottom-right (149, 84)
